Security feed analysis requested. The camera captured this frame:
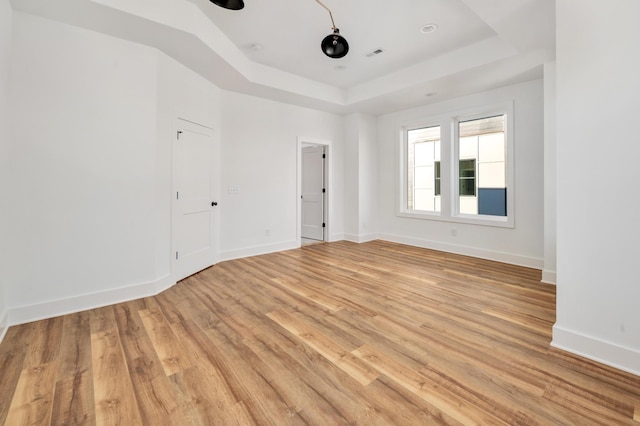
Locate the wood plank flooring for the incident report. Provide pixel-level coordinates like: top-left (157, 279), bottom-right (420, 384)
top-left (1, 240), bottom-right (639, 425)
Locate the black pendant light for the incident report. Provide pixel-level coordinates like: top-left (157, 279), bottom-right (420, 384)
top-left (210, 0), bottom-right (244, 10)
top-left (321, 29), bottom-right (349, 59)
top-left (315, 0), bottom-right (349, 58)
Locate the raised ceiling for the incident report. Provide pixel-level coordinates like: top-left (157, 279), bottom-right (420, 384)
top-left (11, 0), bottom-right (555, 115)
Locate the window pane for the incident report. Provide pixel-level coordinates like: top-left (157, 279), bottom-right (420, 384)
top-left (414, 142), bottom-right (434, 166)
top-left (479, 162), bottom-right (505, 188)
top-left (414, 165), bottom-right (434, 189)
top-left (414, 189), bottom-right (435, 211)
top-left (458, 115), bottom-right (506, 216)
top-left (459, 115), bottom-right (505, 137)
top-left (459, 136), bottom-right (478, 159)
top-left (478, 133), bottom-right (504, 162)
top-left (459, 159), bottom-right (476, 196)
top-left (407, 126), bottom-right (440, 212)
top-left (460, 196), bottom-right (477, 215)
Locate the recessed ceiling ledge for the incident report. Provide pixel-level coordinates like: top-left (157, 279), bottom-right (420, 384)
top-left (346, 35), bottom-right (517, 105)
top-left (91, 0), bottom-right (346, 105)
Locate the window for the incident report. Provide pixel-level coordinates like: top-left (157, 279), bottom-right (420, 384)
top-left (457, 115), bottom-right (506, 217)
top-left (406, 125), bottom-right (440, 212)
top-left (399, 103), bottom-right (513, 227)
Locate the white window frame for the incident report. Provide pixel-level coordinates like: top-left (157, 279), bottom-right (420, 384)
top-left (399, 118), bottom-right (447, 220)
top-left (398, 102), bottom-right (515, 229)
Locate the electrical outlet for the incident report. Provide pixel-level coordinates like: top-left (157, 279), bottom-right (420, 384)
top-left (228, 185), bottom-right (239, 194)
top-left (265, 229), bottom-right (271, 237)
top-left (451, 228), bottom-right (457, 236)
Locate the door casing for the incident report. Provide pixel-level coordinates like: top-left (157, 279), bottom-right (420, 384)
top-left (172, 118), bottom-right (219, 281)
top-left (297, 138), bottom-right (330, 245)
top-left (301, 145), bottom-right (325, 241)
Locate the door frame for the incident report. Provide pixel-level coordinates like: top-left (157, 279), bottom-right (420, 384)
top-left (297, 137), bottom-right (330, 246)
top-left (171, 117), bottom-right (220, 281)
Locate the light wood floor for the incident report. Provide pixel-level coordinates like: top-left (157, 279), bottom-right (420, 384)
top-left (1, 240), bottom-right (639, 425)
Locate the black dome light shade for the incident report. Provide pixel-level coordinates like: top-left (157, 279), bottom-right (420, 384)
top-left (321, 29), bottom-right (349, 58)
top-left (315, 0), bottom-right (349, 59)
top-left (210, 0), bottom-right (244, 10)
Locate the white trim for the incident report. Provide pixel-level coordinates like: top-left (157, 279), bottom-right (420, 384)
top-left (220, 240), bottom-right (300, 262)
top-left (343, 233), bottom-right (380, 244)
top-left (541, 270), bottom-right (557, 285)
top-left (397, 210), bottom-right (512, 228)
top-left (397, 102), bottom-right (515, 229)
top-left (552, 325), bottom-right (640, 377)
top-left (7, 274), bottom-right (175, 327)
top-left (329, 233), bottom-right (345, 242)
top-left (297, 137), bottom-right (332, 246)
top-left (172, 117), bottom-right (220, 282)
top-left (378, 233), bottom-right (543, 269)
top-left (452, 103), bottom-right (515, 227)
top-left (0, 309), bottom-right (8, 344)
top-left (398, 117), bottom-right (447, 219)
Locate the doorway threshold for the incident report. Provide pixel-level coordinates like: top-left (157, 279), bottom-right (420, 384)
top-left (301, 238), bottom-right (324, 246)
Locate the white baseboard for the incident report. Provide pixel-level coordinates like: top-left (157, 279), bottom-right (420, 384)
top-left (378, 233), bottom-right (544, 269)
top-left (5, 239), bottom-right (307, 328)
top-left (552, 324), bottom-right (640, 377)
top-left (343, 233), bottom-right (379, 243)
top-left (541, 269), bottom-right (557, 285)
top-left (154, 273), bottom-right (177, 294)
top-left (0, 309), bottom-right (8, 344)
top-left (3, 236), bottom-right (543, 330)
top-left (220, 240), bottom-right (300, 262)
top-left (8, 274), bottom-right (175, 327)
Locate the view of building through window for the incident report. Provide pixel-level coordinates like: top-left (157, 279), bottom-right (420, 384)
top-left (407, 125), bottom-right (440, 212)
top-left (405, 114), bottom-right (507, 218)
top-left (458, 115), bottom-right (506, 216)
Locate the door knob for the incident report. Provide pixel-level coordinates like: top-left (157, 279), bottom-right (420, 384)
top-left (211, 201), bottom-right (218, 206)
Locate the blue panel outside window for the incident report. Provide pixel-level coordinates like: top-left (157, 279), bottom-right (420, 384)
top-left (478, 188), bottom-right (506, 216)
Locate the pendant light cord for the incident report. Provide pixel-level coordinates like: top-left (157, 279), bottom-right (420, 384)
top-left (315, 0), bottom-right (337, 31)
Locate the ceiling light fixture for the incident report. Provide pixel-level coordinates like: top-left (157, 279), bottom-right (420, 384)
top-left (209, 0), bottom-right (244, 10)
top-left (315, 0), bottom-right (349, 58)
top-left (420, 24), bottom-right (438, 34)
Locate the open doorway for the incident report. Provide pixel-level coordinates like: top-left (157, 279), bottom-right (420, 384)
top-left (300, 141), bottom-right (328, 246)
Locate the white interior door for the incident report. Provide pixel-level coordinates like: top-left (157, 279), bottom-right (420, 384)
top-left (173, 120), bottom-right (218, 281)
top-left (301, 145), bottom-right (325, 241)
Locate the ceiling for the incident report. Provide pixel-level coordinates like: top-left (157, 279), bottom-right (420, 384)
top-left (10, 0), bottom-right (555, 116)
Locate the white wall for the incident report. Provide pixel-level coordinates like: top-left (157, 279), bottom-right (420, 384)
top-left (344, 115), bottom-right (360, 238)
top-left (219, 91), bottom-right (344, 260)
top-left (359, 115), bottom-right (378, 239)
top-left (552, 0), bottom-right (640, 375)
top-left (543, 62), bottom-right (557, 284)
top-left (4, 10), bottom-right (343, 324)
top-left (7, 12), bottom-right (159, 322)
top-left (344, 113), bottom-right (378, 242)
top-left (377, 80), bottom-right (544, 268)
top-left (6, 13), bottom-right (223, 324)
top-left (0, 0), bottom-right (12, 340)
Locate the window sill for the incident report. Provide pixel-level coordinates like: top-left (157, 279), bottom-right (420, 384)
top-left (397, 210), bottom-right (514, 229)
